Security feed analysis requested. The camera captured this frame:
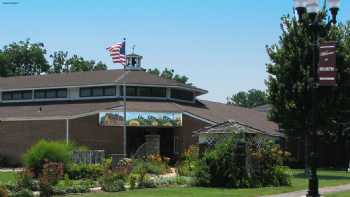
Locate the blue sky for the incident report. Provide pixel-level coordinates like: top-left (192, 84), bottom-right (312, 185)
top-left (0, 0), bottom-right (349, 102)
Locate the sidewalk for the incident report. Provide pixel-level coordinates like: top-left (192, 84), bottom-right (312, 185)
top-left (261, 184), bottom-right (350, 197)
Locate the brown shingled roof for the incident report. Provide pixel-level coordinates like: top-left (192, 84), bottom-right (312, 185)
top-left (0, 69), bottom-right (206, 93)
top-left (0, 99), bottom-right (280, 137)
top-left (0, 70), bottom-right (125, 90)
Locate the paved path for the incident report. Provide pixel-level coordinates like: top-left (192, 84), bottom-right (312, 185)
top-left (261, 184), bottom-right (350, 197)
top-left (0, 168), bottom-right (23, 172)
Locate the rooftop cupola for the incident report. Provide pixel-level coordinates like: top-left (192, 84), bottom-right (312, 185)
top-left (125, 45), bottom-right (142, 70)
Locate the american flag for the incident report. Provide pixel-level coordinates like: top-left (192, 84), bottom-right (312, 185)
top-left (106, 41), bottom-right (126, 65)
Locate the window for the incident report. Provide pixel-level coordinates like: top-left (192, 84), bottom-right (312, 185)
top-left (150, 87), bottom-right (166, 97)
top-left (139, 87), bottom-right (151, 97)
top-left (34, 89), bottom-right (68, 99)
top-left (120, 86), bottom-right (166, 98)
top-left (46, 90), bottom-right (57, 98)
top-left (92, 88), bottom-right (103, 97)
top-left (80, 86), bottom-right (116, 97)
top-left (12, 92), bottom-right (22, 100)
top-left (126, 87), bottom-right (137, 96)
top-left (104, 86), bottom-right (116, 96)
top-left (80, 88), bottom-right (92, 97)
top-left (2, 92), bottom-right (12, 101)
top-left (57, 89), bottom-right (67, 98)
top-left (2, 90), bottom-right (33, 101)
top-left (22, 91), bottom-right (33, 100)
top-left (171, 89), bottom-right (194, 101)
top-left (34, 90), bottom-right (46, 99)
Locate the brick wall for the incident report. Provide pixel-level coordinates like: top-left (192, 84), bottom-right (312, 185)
top-left (69, 114), bottom-right (124, 156)
top-left (0, 120), bottom-right (66, 165)
top-left (174, 115), bottom-right (211, 153)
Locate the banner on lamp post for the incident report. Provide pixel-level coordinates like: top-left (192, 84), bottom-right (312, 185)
top-left (319, 41), bottom-right (337, 86)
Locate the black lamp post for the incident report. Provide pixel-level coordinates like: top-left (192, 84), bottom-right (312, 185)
top-left (293, 0), bottom-right (340, 196)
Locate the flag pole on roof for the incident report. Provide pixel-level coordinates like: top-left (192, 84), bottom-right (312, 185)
top-left (106, 38), bottom-right (127, 157)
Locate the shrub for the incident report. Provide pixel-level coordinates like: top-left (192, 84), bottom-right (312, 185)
top-left (22, 140), bottom-right (74, 176)
top-left (67, 163), bottom-right (104, 180)
top-left (132, 159), bottom-right (167, 175)
top-left (0, 185), bottom-right (8, 197)
top-left (8, 189), bottom-right (33, 197)
top-left (137, 175), bottom-right (156, 189)
top-left (129, 175), bottom-right (137, 190)
top-left (176, 146), bottom-right (199, 177)
top-left (16, 170), bottom-right (34, 190)
top-left (194, 134), bottom-right (291, 188)
top-left (248, 139), bottom-right (291, 187)
top-left (53, 178), bottom-right (96, 195)
top-left (99, 171), bottom-right (126, 192)
top-left (151, 176), bottom-right (192, 187)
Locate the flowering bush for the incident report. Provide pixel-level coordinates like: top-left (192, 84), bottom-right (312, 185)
top-left (194, 134), bottom-right (291, 188)
top-left (176, 145), bottom-right (199, 176)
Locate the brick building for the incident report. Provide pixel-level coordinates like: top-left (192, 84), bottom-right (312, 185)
top-left (0, 54), bottom-right (281, 165)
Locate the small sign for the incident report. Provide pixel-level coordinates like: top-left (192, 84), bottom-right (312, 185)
top-left (319, 41), bottom-right (337, 86)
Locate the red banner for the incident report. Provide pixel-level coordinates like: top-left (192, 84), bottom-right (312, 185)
top-left (319, 41), bottom-right (337, 86)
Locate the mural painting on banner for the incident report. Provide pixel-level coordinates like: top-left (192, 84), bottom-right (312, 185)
top-left (99, 112), bottom-right (183, 127)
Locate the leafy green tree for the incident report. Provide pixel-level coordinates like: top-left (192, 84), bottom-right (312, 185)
top-left (147, 67), bottom-right (189, 84)
top-left (147, 68), bottom-right (160, 76)
top-left (49, 51), bottom-right (69, 73)
top-left (1, 39), bottom-right (49, 76)
top-left (228, 89), bottom-right (268, 108)
top-left (266, 16), bottom-right (350, 140)
top-left (94, 61), bottom-right (108, 71)
top-left (65, 55), bottom-right (107, 72)
top-left (0, 51), bottom-right (11, 77)
top-left (0, 40), bottom-right (108, 77)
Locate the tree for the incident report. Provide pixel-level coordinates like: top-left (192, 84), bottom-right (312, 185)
top-left (0, 51), bottom-right (11, 77)
top-left (1, 39), bottom-right (49, 76)
top-left (147, 67), bottom-right (189, 84)
top-left (49, 51), bottom-right (69, 73)
top-left (0, 40), bottom-right (108, 77)
top-left (266, 16), bottom-right (350, 140)
top-left (228, 89), bottom-right (268, 108)
top-left (50, 52), bottom-right (108, 73)
top-left (94, 61), bottom-right (108, 71)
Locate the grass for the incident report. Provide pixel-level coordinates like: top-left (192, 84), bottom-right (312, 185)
top-left (0, 171), bottom-right (16, 184)
top-left (63, 169), bottom-right (350, 197)
top-left (326, 191), bottom-right (350, 197)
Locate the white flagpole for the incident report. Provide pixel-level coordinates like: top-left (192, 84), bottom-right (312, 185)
top-left (123, 38), bottom-right (127, 157)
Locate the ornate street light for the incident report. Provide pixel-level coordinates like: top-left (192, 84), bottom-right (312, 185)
top-left (292, 0), bottom-right (340, 197)
top-left (329, 0), bottom-right (340, 24)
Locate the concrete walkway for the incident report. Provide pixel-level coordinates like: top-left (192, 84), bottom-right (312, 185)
top-left (0, 168), bottom-right (23, 172)
top-left (261, 184), bottom-right (350, 197)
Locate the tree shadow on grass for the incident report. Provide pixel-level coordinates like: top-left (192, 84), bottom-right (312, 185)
top-left (293, 172), bottom-right (350, 180)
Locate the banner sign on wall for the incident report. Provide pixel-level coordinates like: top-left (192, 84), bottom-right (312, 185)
top-left (319, 41), bottom-right (337, 86)
top-left (99, 112), bottom-right (182, 127)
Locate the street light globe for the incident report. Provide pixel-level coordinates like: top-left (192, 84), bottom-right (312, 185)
top-left (329, 0), bottom-right (340, 9)
top-left (306, 0), bottom-right (320, 14)
top-left (294, 0), bottom-right (307, 8)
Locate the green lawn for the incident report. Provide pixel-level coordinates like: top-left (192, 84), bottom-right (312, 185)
top-left (0, 171), bottom-right (16, 184)
top-left (326, 191), bottom-right (350, 197)
top-left (63, 169), bottom-right (350, 197)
